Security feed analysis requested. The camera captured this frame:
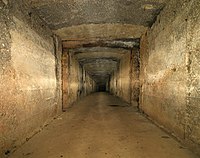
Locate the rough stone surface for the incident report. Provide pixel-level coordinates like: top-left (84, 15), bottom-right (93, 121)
top-left (62, 51), bottom-right (96, 110)
top-left (0, 0), bottom-right (62, 156)
top-left (0, 1), bottom-right (13, 154)
top-left (185, 0), bottom-right (200, 152)
top-left (62, 38), bottom-right (140, 49)
top-left (25, 0), bottom-right (165, 56)
top-left (110, 50), bottom-right (140, 104)
top-left (27, 0), bottom-right (166, 29)
top-left (55, 24), bottom-right (147, 41)
top-left (130, 49), bottom-right (140, 105)
top-left (140, 0), bottom-right (200, 154)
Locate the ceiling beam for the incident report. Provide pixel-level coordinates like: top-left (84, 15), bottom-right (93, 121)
top-left (62, 38), bottom-right (140, 49)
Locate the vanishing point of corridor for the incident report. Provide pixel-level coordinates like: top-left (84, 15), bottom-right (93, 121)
top-left (10, 93), bottom-right (197, 158)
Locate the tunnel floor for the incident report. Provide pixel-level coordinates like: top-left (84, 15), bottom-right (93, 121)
top-left (10, 92), bottom-right (197, 158)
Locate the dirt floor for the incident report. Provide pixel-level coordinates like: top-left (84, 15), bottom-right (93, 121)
top-left (9, 92), bottom-right (198, 158)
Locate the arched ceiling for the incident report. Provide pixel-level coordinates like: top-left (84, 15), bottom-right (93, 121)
top-left (28, 0), bottom-right (166, 85)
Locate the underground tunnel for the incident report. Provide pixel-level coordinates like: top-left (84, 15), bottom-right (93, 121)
top-left (0, 0), bottom-right (200, 157)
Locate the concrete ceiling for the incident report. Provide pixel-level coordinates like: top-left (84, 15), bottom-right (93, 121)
top-left (28, 0), bottom-right (166, 85)
top-left (29, 0), bottom-right (165, 29)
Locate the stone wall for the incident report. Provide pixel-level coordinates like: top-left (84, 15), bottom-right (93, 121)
top-left (0, 0), bottom-right (62, 156)
top-left (140, 0), bottom-right (200, 153)
top-left (110, 51), bottom-right (140, 105)
top-left (67, 52), bottom-right (81, 106)
top-left (130, 49), bottom-right (140, 106)
top-left (186, 0), bottom-right (200, 152)
top-left (84, 69), bottom-right (96, 95)
top-left (110, 53), bottom-right (130, 103)
top-left (62, 51), bottom-right (96, 110)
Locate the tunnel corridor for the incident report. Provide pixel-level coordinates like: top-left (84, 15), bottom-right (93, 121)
top-left (1, 0), bottom-right (200, 157)
top-left (61, 47), bottom-right (138, 110)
